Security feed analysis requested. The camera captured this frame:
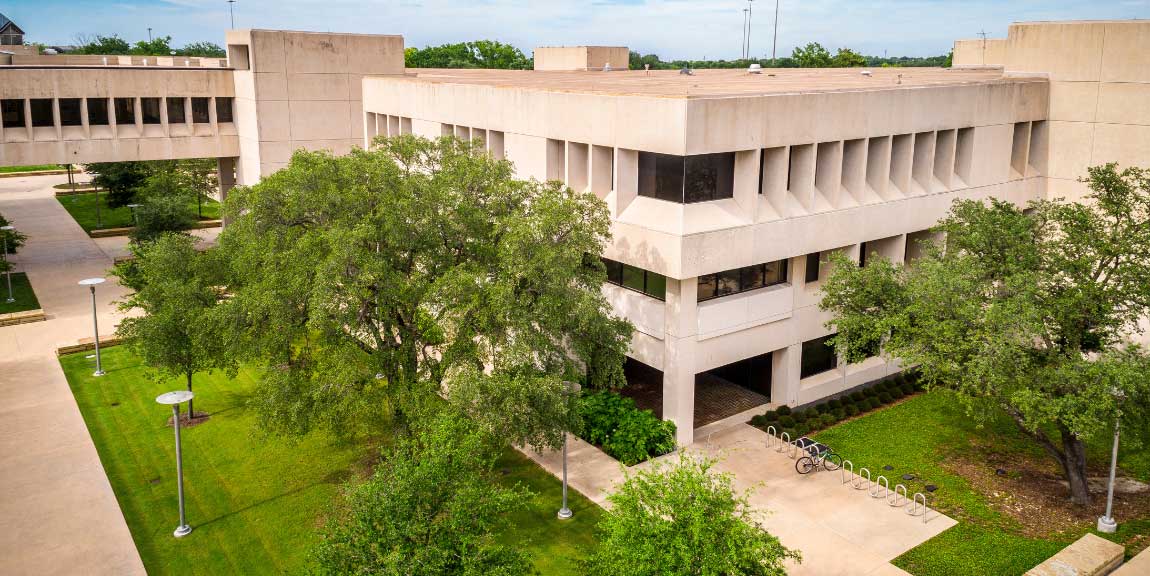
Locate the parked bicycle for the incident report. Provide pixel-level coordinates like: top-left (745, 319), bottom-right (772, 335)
top-left (793, 437), bottom-right (843, 474)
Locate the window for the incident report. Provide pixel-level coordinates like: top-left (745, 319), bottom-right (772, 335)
top-left (58, 99), bottom-right (82, 127)
top-left (697, 259), bottom-right (788, 302)
top-left (191, 98), bottom-right (210, 123)
top-left (215, 97), bottom-right (234, 123)
top-left (30, 99), bottom-right (53, 127)
top-left (638, 152), bottom-right (735, 204)
top-left (800, 334), bottom-right (838, 379)
top-left (87, 98), bottom-right (109, 126)
top-left (859, 242), bottom-right (867, 268)
top-left (602, 257), bottom-right (666, 300)
top-left (805, 252), bottom-right (821, 283)
top-left (114, 98), bottom-right (135, 125)
top-left (1, 99), bottom-right (24, 128)
top-left (166, 98), bottom-right (186, 124)
top-left (141, 98), bottom-right (161, 124)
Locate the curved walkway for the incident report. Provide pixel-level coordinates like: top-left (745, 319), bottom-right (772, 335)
top-left (0, 174), bottom-right (145, 575)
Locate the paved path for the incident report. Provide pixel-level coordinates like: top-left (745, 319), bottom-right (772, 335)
top-left (524, 419), bottom-right (956, 576)
top-left (0, 174), bottom-right (146, 575)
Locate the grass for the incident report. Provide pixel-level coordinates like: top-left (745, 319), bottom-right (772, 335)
top-left (62, 346), bottom-right (601, 575)
top-left (0, 272), bottom-right (41, 314)
top-left (0, 164), bottom-right (64, 173)
top-left (56, 192), bottom-right (220, 232)
top-left (813, 392), bottom-right (1149, 576)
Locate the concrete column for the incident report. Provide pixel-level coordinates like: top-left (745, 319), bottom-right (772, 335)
top-left (615, 148), bottom-right (638, 214)
top-left (184, 97), bottom-right (193, 133)
top-left (80, 98), bottom-right (91, 139)
top-left (208, 97), bottom-right (218, 135)
top-left (133, 97), bottom-right (143, 134)
top-left (733, 148), bottom-right (760, 218)
top-left (109, 98), bottom-right (118, 139)
top-left (159, 97), bottom-right (170, 137)
top-left (52, 98), bottom-right (62, 140)
top-left (23, 99), bottom-right (32, 140)
top-left (217, 157), bottom-right (237, 202)
top-left (771, 343), bottom-right (802, 407)
top-left (663, 276), bottom-right (698, 446)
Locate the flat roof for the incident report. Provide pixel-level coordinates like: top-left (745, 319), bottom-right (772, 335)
top-left (383, 67), bottom-right (1025, 99)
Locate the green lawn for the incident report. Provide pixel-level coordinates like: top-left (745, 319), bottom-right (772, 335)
top-left (0, 164), bottom-right (64, 173)
top-left (56, 192), bottom-right (220, 232)
top-left (62, 346), bottom-right (600, 575)
top-left (813, 392), bottom-right (1150, 576)
top-left (0, 272), bottom-right (41, 314)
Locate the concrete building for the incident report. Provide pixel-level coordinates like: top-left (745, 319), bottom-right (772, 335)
top-left (1, 20), bottom-right (1147, 445)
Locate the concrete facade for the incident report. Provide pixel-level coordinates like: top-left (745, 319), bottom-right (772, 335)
top-left (0, 21), bottom-right (1147, 447)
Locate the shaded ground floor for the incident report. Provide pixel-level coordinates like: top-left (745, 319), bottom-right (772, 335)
top-left (621, 355), bottom-right (772, 430)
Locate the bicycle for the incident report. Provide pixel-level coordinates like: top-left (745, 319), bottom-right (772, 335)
top-left (794, 441), bottom-right (843, 474)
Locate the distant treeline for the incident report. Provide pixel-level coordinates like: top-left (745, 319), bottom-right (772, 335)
top-left (630, 42), bottom-right (952, 70)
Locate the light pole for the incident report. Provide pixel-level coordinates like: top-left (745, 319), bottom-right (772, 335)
top-left (1, 225), bottom-right (14, 303)
top-left (746, 0), bottom-right (755, 60)
top-left (557, 381), bottom-right (575, 520)
top-left (1097, 391), bottom-right (1124, 533)
top-left (148, 28), bottom-right (153, 42)
top-left (741, 9), bottom-right (750, 59)
top-left (156, 390), bottom-right (195, 538)
top-left (228, 0), bottom-right (237, 29)
top-left (771, 0), bottom-right (780, 63)
top-left (79, 277), bottom-right (106, 376)
top-left (127, 203), bottom-right (141, 228)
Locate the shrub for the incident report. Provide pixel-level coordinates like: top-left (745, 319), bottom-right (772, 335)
top-left (750, 414), bottom-right (768, 427)
top-left (814, 403), bottom-right (829, 414)
top-left (890, 388), bottom-right (905, 400)
top-left (828, 399), bottom-right (842, 410)
top-left (844, 404), bottom-right (859, 417)
top-left (893, 374), bottom-right (907, 386)
top-left (900, 383), bottom-right (915, 396)
top-left (791, 410), bottom-right (808, 424)
top-left (579, 391), bottom-right (635, 445)
top-left (776, 405), bottom-right (792, 416)
top-left (780, 428), bottom-right (796, 440)
top-left (579, 391), bottom-right (676, 465)
top-left (863, 387), bottom-right (879, 398)
top-left (777, 415), bottom-right (796, 428)
top-left (791, 423), bottom-right (809, 437)
top-left (832, 408), bottom-right (846, 420)
top-left (866, 397), bottom-right (881, 410)
top-left (0, 213), bottom-right (27, 255)
top-left (848, 391), bottom-right (865, 404)
top-left (820, 413), bottom-right (838, 428)
top-left (878, 392), bottom-right (893, 404)
top-left (763, 409), bottom-right (779, 421)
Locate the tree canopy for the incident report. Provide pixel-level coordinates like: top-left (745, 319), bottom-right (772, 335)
top-left (585, 455), bottom-right (799, 575)
top-left (627, 45), bottom-right (947, 71)
top-left (405, 41), bottom-right (531, 69)
top-left (72, 34), bottom-right (225, 57)
top-left (819, 164), bottom-right (1150, 505)
top-left (213, 135), bottom-right (631, 446)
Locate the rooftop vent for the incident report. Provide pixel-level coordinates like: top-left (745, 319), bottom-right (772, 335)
top-left (679, 66), bottom-right (693, 76)
top-left (748, 63), bottom-right (763, 74)
top-left (861, 70), bottom-right (872, 77)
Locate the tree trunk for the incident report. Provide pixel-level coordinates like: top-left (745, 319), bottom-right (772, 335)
top-left (186, 371), bottom-right (195, 419)
top-left (1058, 425), bottom-right (1092, 507)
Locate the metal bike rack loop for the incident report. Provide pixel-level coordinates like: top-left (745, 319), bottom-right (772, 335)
top-left (872, 475), bottom-right (890, 499)
top-left (841, 460), bottom-right (855, 485)
top-left (891, 484), bottom-right (909, 507)
top-left (910, 492), bottom-right (929, 523)
top-left (765, 426), bottom-right (777, 448)
top-left (854, 467), bottom-right (872, 490)
top-left (777, 432), bottom-right (790, 454)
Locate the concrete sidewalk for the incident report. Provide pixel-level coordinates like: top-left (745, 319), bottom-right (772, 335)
top-left (0, 174), bottom-right (145, 575)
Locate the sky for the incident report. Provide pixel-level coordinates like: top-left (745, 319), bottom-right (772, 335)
top-left (3, 0), bottom-right (1148, 59)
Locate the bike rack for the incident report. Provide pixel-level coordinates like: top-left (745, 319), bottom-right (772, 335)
top-left (872, 475), bottom-right (890, 499)
top-left (909, 492), bottom-right (929, 523)
top-left (840, 460), bottom-right (855, 485)
top-left (765, 426), bottom-right (777, 448)
top-left (854, 467), bottom-right (871, 491)
top-left (777, 432), bottom-right (790, 454)
top-left (890, 484), bottom-right (909, 507)
top-left (788, 439), bottom-right (800, 459)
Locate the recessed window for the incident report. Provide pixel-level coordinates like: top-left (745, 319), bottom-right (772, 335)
top-left (638, 152), bottom-right (735, 204)
top-left (602, 257), bottom-right (666, 300)
top-left (166, 98), bottom-right (186, 124)
top-left (58, 99), bottom-right (82, 127)
top-left (801, 334), bottom-right (838, 379)
top-left (191, 98), bottom-right (210, 123)
top-left (1, 99), bottom-right (24, 128)
top-left (805, 252), bottom-right (821, 284)
top-left (697, 259), bottom-right (788, 302)
top-left (114, 98), bottom-right (135, 125)
top-left (141, 98), bottom-right (161, 124)
top-left (30, 99), bottom-right (53, 127)
top-left (87, 98), bottom-right (109, 126)
top-left (216, 98), bottom-right (234, 123)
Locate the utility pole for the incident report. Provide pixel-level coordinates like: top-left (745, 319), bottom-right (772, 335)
top-left (742, 9), bottom-right (750, 59)
top-left (228, 0), bottom-right (237, 29)
top-left (746, 0), bottom-right (755, 60)
top-left (977, 29), bottom-right (988, 65)
top-left (148, 27), bottom-right (153, 42)
top-left (771, 0), bottom-right (780, 63)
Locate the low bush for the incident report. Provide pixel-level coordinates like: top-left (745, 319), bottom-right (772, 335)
top-left (832, 408), bottom-right (846, 420)
top-left (828, 398), bottom-right (843, 410)
top-left (863, 387), bottom-right (879, 398)
top-left (820, 413), bottom-right (837, 428)
top-left (848, 391), bottom-right (865, 404)
top-left (776, 405), bottom-right (792, 416)
top-left (878, 392), bottom-right (893, 404)
top-left (778, 415), bottom-right (796, 428)
top-left (578, 391), bottom-right (676, 466)
top-left (749, 414), bottom-right (768, 427)
top-left (763, 409), bottom-right (779, 421)
top-left (900, 383), bottom-right (915, 396)
top-left (791, 423), bottom-right (809, 437)
top-left (780, 428), bottom-right (796, 440)
top-left (890, 388), bottom-right (905, 400)
top-left (814, 403), bottom-right (829, 414)
top-left (844, 404), bottom-right (859, 417)
top-left (866, 397), bottom-right (881, 410)
top-left (792, 410), bottom-right (808, 424)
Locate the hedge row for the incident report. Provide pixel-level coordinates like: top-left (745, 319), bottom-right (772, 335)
top-left (579, 390), bottom-right (677, 466)
top-left (749, 372), bottom-right (925, 438)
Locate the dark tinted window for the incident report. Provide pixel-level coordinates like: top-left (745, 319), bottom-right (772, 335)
top-left (1, 99), bottom-right (25, 128)
top-left (638, 152), bottom-right (735, 204)
top-left (191, 98), bottom-right (210, 123)
top-left (87, 98), bottom-right (109, 126)
top-left (58, 99), bottom-right (82, 126)
top-left (859, 242), bottom-right (868, 268)
top-left (697, 259), bottom-right (789, 302)
top-left (216, 97), bottom-right (234, 123)
top-left (114, 98), bottom-right (135, 125)
top-left (604, 258), bottom-right (623, 285)
top-left (800, 334), bottom-right (838, 379)
top-left (30, 99), bottom-right (53, 127)
top-left (166, 98), bottom-right (186, 124)
top-left (141, 98), bottom-right (161, 124)
top-left (602, 257), bottom-right (666, 300)
top-left (638, 152), bottom-right (684, 203)
top-left (805, 252), bottom-right (821, 283)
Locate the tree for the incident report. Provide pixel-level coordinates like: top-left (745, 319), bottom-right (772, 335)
top-left (213, 136), bottom-right (631, 443)
top-left (819, 164), bottom-right (1150, 505)
top-left (130, 168), bottom-right (198, 242)
top-left (313, 409), bottom-right (536, 576)
top-left (831, 47), bottom-right (867, 68)
top-left (175, 158), bottom-right (218, 218)
top-left (405, 41), bottom-right (531, 69)
top-left (73, 34), bottom-right (130, 55)
top-left (791, 42), bottom-right (832, 68)
top-left (85, 162), bottom-right (150, 207)
top-left (0, 213), bottom-right (27, 255)
top-left (178, 42), bottom-right (226, 58)
top-left (585, 455), bottom-right (799, 576)
top-left (114, 233), bottom-right (229, 418)
top-left (129, 36), bottom-right (174, 56)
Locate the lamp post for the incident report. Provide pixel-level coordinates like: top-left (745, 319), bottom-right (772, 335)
top-left (228, 0), bottom-right (237, 29)
top-left (127, 203), bottom-right (141, 228)
top-left (771, 0), bottom-right (780, 63)
top-left (156, 390), bottom-right (195, 538)
top-left (1, 225), bottom-right (14, 303)
top-left (1097, 390), bottom-right (1125, 533)
top-left (79, 277), bottom-right (106, 376)
top-left (746, 0), bottom-right (755, 60)
top-left (557, 380), bottom-right (575, 520)
top-left (741, 9), bottom-right (750, 59)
